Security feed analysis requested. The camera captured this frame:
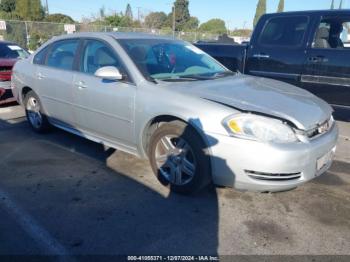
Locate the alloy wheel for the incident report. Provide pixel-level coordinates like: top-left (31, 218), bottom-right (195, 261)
top-left (155, 135), bottom-right (197, 186)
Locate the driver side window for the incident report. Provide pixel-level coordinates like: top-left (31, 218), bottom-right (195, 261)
top-left (80, 40), bottom-right (121, 75)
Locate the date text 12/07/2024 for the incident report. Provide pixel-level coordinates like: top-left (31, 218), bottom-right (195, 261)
top-left (127, 256), bottom-right (220, 261)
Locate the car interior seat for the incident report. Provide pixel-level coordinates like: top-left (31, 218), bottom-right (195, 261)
top-left (314, 27), bottom-right (331, 48)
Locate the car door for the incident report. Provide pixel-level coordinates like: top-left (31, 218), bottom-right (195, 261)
top-left (302, 16), bottom-right (350, 107)
top-left (35, 39), bottom-right (80, 126)
top-left (72, 39), bottom-right (136, 146)
top-left (246, 15), bottom-right (310, 86)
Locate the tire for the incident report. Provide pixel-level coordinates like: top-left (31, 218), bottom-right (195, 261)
top-left (24, 91), bottom-right (51, 133)
top-left (148, 121), bottom-right (211, 195)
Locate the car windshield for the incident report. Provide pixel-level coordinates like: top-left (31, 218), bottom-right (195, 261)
top-left (0, 43), bottom-right (29, 59)
top-left (118, 38), bottom-right (231, 81)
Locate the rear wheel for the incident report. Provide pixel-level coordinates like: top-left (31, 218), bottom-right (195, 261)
top-left (25, 91), bottom-right (51, 133)
top-left (149, 121), bottom-right (211, 195)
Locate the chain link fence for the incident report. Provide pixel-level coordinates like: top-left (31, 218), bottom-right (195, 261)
top-left (0, 20), bottom-right (222, 50)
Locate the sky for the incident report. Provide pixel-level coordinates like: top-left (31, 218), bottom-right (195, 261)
top-left (45, 0), bottom-right (348, 29)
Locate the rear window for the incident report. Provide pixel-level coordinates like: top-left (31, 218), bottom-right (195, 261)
top-left (259, 16), bottom-right (309, 47)
top-left (0, 43), bottom-right (29, 59)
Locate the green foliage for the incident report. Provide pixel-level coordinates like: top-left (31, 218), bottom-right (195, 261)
top-left (0, 10), bottom-right (20, 20)
top-left (104, 14), bottom-right (133, 27)
top-left (0, 0), bottom-right (16, 13)
top-left (15, 0), bottom-right (45, 21)
top-left (185, 17), bottom-right (199, 30)
top-left (231, 29), bottom-right (253, 37)
top-left (144, 12), bottom-right (167, 29)
top-left (170, 0), bottom-right (191, 31)
top-left (44, 13), bottom-right (75, 24)
top-left (125, 3), bottom-right (133, 19)
top-left (3, 21), bottom-right (27, 48)
top-left (277, 0), bottom-right (284, 13)
top-left (253, 0), bottom-right (266, 28)
top-left (199, 19), bottom-right (226, 34)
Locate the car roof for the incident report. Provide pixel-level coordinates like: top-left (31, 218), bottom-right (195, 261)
top-left (265, 9), bottom-right (350, 17)
top-left (51, 32), bottom-right (175, 41)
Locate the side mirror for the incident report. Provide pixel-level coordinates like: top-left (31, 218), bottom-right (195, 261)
top-left (95, 66), bottom-right (124, 81)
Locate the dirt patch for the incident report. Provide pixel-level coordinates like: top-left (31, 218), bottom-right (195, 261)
top-left (244, 220), bottom-right (293, 246)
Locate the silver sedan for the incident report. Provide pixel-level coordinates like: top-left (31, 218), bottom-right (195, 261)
top-left (11, 33), bottom-right (338, 194)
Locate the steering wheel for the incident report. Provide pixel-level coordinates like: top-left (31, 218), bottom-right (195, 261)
top-left (157, 47), bottom-right (176, 72)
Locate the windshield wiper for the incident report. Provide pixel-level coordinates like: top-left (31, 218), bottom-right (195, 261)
top-left (210, 71), bottom-right (236, 79)
top-left (158, 76), bottom-right (204, 82)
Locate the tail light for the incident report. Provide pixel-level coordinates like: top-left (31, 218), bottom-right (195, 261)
top-left (0, 66), bottom-right (12, 81)
top-left (0, 88), bottom-right (5, 98)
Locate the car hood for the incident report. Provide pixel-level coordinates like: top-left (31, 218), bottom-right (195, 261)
top-left (163, 75), bottom-right (333, 130)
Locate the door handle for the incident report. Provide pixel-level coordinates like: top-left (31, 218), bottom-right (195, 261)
top-left (37, 73), bottom-right (45, 80)
top-left (253, 53), bottom-right (270, 59)
top-left (75, 81), bottom-right (88, 89)
top-left (308, 56), bottom-right (327, 63)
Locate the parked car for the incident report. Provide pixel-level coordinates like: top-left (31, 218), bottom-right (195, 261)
top-left (0, 41), bottom-right (29, 105)
top-left (196, 10), bottom-right (350, 110)
top-left (12, 33), bottom-right (338, 194)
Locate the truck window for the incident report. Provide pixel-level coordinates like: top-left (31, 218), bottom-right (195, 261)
top-left (313, 18), bottom-right (350, 49)
top-left (259, 16), bottom-right (308, 47)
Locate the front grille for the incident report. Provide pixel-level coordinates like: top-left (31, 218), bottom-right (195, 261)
top-left (0, 88), bottom-right (14, 100)
top-left (245, 170), bottom-right (302, 181)
top-left (0, 66), bottom-right (12, 72)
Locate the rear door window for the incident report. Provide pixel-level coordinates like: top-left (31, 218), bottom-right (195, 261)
top-left (259, 16), bottom-right (309, 47)
top-left (47, 40), bottom-right (79, 70)
top-left (312, 18), bottom-right (350, 49)
top-left (33, 46), bottom-right (49, 65)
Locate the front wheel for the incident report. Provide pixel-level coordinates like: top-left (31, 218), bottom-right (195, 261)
top-left (148, 121), bottom-right (211, 195)
top-left (24, 91), bottom-right (51, 133)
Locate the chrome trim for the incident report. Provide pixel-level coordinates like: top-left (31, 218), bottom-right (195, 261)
top-left (301, 75), bottom-right (350, 87)
top-left (250, 70), bottom-right (300, 80)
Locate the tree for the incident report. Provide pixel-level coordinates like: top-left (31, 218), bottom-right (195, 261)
top-left (253, 0), bottom-right (266, 28)
top-left (169, 0), bottom-right (191, 31)
top-left (339, 0), bottom-right (343, 9)
top-left (277, 0), bottom-right (284, 13)
top-left (125, 3), bottom-right (133, 20)
top-left (99, 6), bottom-right (106, 19)
top-left (199, 19), bottom-right (227, 34)
top-left (15, 0), bottom-right (45, 21)
top-left (184, 16), bottom-right (199, 30)
top-left (44, 14), bottom-right (75, 24)
top-left (331, 0), bottom-right (335, 9)
top-left (0, 0), bottom-right (16, 13)
top-left (144, 12), bottom-right (167, 29)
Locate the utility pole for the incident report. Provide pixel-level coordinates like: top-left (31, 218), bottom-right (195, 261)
top-left (45, 0), bottom-right (49, 15)
top-left (172, 4), bottom-right (176, 38)
top-left (137, 7), bottom-right (141, 22)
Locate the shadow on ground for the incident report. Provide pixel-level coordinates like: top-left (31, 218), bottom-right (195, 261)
top-left (0, 117), bottom-right (220, 256)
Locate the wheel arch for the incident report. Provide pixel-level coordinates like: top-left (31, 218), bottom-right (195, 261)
top-left (140, 114), bottom-right (212, 160)
top-left (21, 86), bottom-right (33, 101)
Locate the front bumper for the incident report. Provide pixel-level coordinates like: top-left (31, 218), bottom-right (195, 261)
top-left (0, 81), bottom-right (15, 104)
top-left (206, 123), bottom-right (339, 192)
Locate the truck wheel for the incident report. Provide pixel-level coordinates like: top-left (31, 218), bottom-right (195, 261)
top-left (24, 91), bottom-right (51, 133)
top-left (149, 121), bottom-right (211, 195)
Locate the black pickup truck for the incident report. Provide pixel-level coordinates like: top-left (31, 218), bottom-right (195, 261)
top-left (196, 10), bottom-right (350, 111)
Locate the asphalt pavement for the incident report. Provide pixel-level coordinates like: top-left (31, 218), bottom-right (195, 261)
top-left (0, 105), bottom-right (349, 258)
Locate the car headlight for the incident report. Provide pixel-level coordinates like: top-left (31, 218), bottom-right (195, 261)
top-left (222, 114), bottom-right (298, 143)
